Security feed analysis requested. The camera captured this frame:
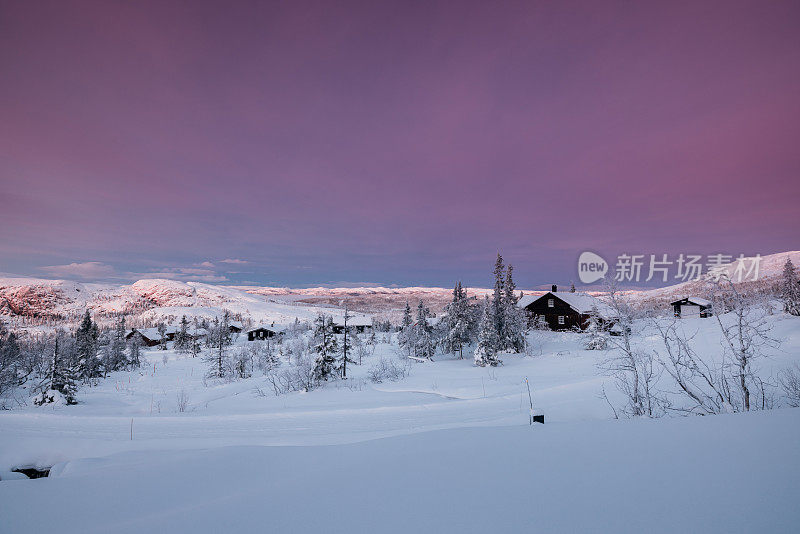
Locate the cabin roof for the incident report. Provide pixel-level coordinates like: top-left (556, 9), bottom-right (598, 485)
top-left (247, 324), bottom-right (286, 334)
top-left (132, 327), bottom-right (175, 341)
top-left (333, 315), bottom-right (372, 327)
top-left (670, 297), bottom-right (711, 307)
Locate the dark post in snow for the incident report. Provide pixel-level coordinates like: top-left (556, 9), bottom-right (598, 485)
top-left (526, 377), bottom-right (544, 424)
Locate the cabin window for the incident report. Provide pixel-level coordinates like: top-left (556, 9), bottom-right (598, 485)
top-left (558, 316), bottom-right (565, 325)
top-left (548, 299), bottom-right (554, 307)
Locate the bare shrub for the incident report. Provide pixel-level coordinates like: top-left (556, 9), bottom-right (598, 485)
top-left (265, 355), bottom-right (317, 395)
top-left (176, 389), bottom-right (189, 412)
top-left (779, 365), bottom-right (800, 407)
top-left (367, 357), bottom-right (411, 383)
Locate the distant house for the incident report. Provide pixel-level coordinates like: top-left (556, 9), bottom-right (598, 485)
top-left (670, 297), bottom-right (713, 318)
top-left (517, 285), bottom-right (613, 331)
top-left (186, 327), bottom-right (208, 341)
top-left (247, 325), bottom-right (286, 341)
top-left (228, 321), bottom-right (243, 334)
top-left (125, 327), bottom-right (177, 347)
top-left (332, 315), bottom-right (372, 334)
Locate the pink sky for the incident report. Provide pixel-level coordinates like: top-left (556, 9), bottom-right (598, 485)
top-left (1, 0), bottom-right (798, 286)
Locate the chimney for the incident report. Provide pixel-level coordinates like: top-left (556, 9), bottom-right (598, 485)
top-left (552, 284), bottom-right (557, 293)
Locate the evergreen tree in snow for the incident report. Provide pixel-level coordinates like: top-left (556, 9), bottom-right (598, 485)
top-left (204, 316), bottom-right (233, 379)
top-left (127, 335), bottom-right (141, 369)
top-left (500, 264), bottom-right (527, 353)
top-left (35, 331), bottom-right (79, 405)
top-left (492, 253), bottom-right (506, 344)
top-left (97, 329), bottom-right (112, 377)
top-left (474, 298), bottom-right (502, 367)
top-left (0, 324), bottom-right (21, 395)
top-left (157, 322), bottom-right (168, 351)
top-left (75, 310), bottom-right (99, 380)
top-left (311, 314), bottom-right (338, 382)
top-left (398, 301), bottom-right (415, 356)
top-left (781, 257), bottom-right (800, 316)
top-left (337, 305), bottom-right (357, 378)
top-left (107, 315), bottom-right (127, 372)
top-left (583, 307), bottom-right (608, 350)
top-left (443, 282), bottom-right (472, 359)
top-left (413, 300), bottom-right (435, 361)
top-left (174, 315), bottom-right (190, 353)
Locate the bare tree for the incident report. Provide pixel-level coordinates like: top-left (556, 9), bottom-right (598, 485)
top-left (779, 365), bottom-right (800, 408)
top-left (708, 276), bottom-right (777, 411)
top-left (600, 278), bottom-right (665, 417)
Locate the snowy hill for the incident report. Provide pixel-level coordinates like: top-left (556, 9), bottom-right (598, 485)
top-left (2, 251), bottom-right (797, 328)
top-left (627, 250), bottom-right (800, 308)
top-left (0, 277), bottom-right (372, 329)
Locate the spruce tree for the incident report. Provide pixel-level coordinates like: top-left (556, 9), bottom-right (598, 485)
top-left (36, 331), bottom-right (78, 405)
top-left (781, 257), bottom-right (800, 316)
top-left (492, 254), bottom-right (506, 342)
top-left (337, 306), bottom-right (357, 378)
top-left (501, 265), bottom-right (526, 353)
top-left (474, 298), bottom-right (501, 367)
top-left (157, 322), bottom-right (168, 350)
top-left (398, 301), bottom-right (414, 356)
top-left (312, 314), bottom-right (338, 382)
top-left (0, 326), bottom-right (20, 394)
top-left (128, 335), bottom-right (141, 368)
top-left (175, 315), bottom-right (190, 353)
top-left (413, 300), bottom-right (434, 360)
top-left (75, 310), bottom-right (99, 380)
top-left (208, 317), bottom-right (229, 378)
top-left (444, 282), bottom-right (471, 358)
top-left (108, 316), bottom-right (127, 371)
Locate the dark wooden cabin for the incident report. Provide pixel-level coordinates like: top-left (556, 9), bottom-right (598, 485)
top-left (247, 325), bottom-right (285, 341)
top-left (517, 285), bottom-right (611, 331)
top-left (125, 327), bottom-right (176, 347)
top-left (332, 316), bottom-right (372, 334)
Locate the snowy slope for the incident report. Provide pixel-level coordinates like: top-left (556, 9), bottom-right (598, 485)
top-left (1, 411), bottom-right (798, 534)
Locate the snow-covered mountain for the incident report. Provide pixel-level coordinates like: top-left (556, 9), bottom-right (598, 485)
top-left (2, 251), bottom-right (797, 328)
top-left (0, 278), bottom-right (371, 329)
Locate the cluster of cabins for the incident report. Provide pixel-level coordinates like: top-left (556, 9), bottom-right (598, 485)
top-left (125, 322), bottom-right (243, 347)
top-left (516, 285), bottom-right (713, 331)
top-left (127, 315), bottom-right (374, 347)
top-left (125, 289), bottom-right (712, 347)
top-left (247, 316), bottom-right (372, 341)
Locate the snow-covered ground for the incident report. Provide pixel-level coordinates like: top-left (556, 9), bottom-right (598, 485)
top-left (1, 312), bottom-right (799, 532)
top-left (2, 410), bottom-right (798, 534)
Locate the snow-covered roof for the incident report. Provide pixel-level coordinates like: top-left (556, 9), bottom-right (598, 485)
top-left (670, 297), bottom-right (711, 307)
top-left (333, 315), bottom-right (372, 327)
top-left (133, 327), bottom-right (172, 341)
top-left (518, 292), bottom-right (615, 317)
top-left (247, 324), bottom-right (286, 334)
top-left (187, 327), bottom-right (208, 337)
